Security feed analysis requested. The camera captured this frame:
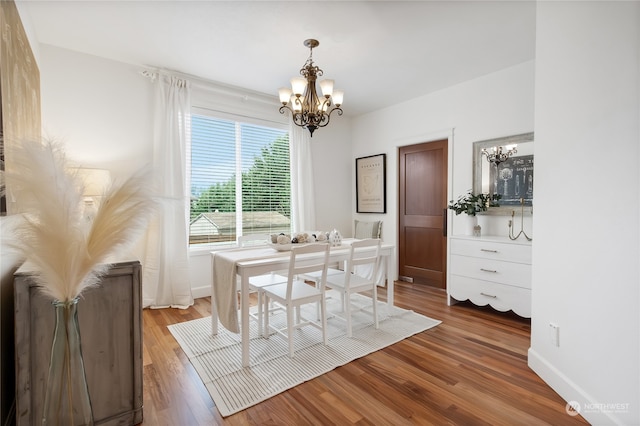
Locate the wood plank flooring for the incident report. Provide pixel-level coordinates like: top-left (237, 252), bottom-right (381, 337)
top-left (141, 282), bottom-right (589, 425)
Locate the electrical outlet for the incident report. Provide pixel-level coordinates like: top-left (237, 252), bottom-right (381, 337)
top-left (549, 323), bottom-right (560, 347)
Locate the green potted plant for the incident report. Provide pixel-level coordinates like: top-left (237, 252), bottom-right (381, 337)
top-left (448, 190), bottom-right (501, 216)
top-left (448, 190), bottom-right (501, 236)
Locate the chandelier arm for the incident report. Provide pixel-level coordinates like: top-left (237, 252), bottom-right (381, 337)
top-left (315, 107), bottom-right (343, 128)
top-left (279, 105), bottom-right (307, 127)
top-left (319, 97), bottom-right (331, 111)
top-left (280, 105), bottom-right (303, 126)
top-left (293, 112), bottom-right (306, 127)
top-left (279, 105), bottom-right (293, 115)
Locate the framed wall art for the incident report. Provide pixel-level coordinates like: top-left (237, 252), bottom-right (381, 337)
top-left (356, 153), bottom-right (386, 213)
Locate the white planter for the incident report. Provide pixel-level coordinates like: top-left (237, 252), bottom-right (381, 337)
top-left (465, 215), bottom-right (478, 236)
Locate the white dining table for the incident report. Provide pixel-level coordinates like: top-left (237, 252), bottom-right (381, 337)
top-left (210, 239), bottom-right (396, 367)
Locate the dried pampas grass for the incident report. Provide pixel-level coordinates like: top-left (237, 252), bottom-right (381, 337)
top-left (6, 139), bottom-right (157, 302)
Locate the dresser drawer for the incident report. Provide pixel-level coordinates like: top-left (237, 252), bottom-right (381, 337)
top-left (450, 238), bottom-right (531, 264)
top-left (450, 254), bottom-right (531, 289)
top-left (448, 274), bottom-right (531, 318)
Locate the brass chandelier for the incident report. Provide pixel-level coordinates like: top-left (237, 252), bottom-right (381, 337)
top-left (278, 39), bottom-right (343, 137)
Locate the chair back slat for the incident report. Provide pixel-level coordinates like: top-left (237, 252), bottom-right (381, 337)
top-left (344, 239), bottom-right (381, 287)
top-left (287, 243), bottom-right (330, 298)
top-left (347, 239), bottom-right (381, 269)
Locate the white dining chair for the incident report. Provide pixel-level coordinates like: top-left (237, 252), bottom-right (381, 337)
top-left (262, 243), bottom-right (330, 358)
top-left (325, 238), bottom-right (382, 337)
top-left (300, 262), bottom-right (344, 320)
top-left (237, 234), bottom-right (288, 336)
top-left (300, 263), bottom-right (343, 285)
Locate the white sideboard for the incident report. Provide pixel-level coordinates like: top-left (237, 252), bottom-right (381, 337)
top-left (448, 235), bottom-right (532, 318)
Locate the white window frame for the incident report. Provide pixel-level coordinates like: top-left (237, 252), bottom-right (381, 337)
top-left (189, 106), bottom-right (290, 252)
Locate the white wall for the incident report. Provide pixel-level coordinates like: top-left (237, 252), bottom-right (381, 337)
top-left (351, 61), bottom-right (536, 253)
top-left (529, 2), bottom-right (639, 424)
top-left (39, 45), bottom-right (154, 178)
top-left (308, 118), bottom-right (353, 235)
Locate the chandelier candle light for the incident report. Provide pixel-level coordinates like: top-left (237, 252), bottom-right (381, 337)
top-left (278, 39), bottom-right (343, 136)
top-left (481, 144), bottom-right (517, 165)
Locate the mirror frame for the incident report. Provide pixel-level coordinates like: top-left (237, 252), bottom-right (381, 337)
top-left (473, 132), bottom-right (534, 216)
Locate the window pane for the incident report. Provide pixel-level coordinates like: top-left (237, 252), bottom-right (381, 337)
top-left (189, 114), bottom-right (290, 246)
top-left (240, 123), bottom-right (290, 235)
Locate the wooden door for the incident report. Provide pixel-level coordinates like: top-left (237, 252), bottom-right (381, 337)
top-left (399, 140), bottom-right (448, 288)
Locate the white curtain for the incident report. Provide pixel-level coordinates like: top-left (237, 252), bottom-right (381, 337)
top-left (142, 73), bottom-right (194, 309)
top-left (289, 123), bottom-right (316, 233)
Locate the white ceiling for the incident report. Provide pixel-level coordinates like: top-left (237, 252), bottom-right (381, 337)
top-left (20, 1), bottom-right (536, 116)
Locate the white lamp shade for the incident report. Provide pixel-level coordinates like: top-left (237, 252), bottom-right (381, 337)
top-left (332, 90), bottom-right (344, 106)
top-left (278, 87), bottom-right (292, 104)
top-left (290, 77), bottom-right (307, 96)
top-left (319, 79), bottom-right (334, 98)
top-left (73, 168), bottom-right (111, 197)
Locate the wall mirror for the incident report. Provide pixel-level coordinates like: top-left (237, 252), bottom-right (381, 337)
top-left (473, 132), bottom-right (534, 215)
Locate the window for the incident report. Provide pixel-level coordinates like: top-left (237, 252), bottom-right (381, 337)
top-left (189, 112), bottom-right (290, 246)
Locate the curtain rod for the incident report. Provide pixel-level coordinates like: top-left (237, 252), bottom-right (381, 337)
top-left (139, 67), bottom-right (277, 106)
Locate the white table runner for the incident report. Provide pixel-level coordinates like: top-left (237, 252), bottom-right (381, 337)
top-left (212, 247), bottom-right (290, 332)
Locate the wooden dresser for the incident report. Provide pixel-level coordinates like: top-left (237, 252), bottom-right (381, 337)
top-left (448, 236), bottom-right (532, 318)
top-left (14, 261), bottom-right (143, 426)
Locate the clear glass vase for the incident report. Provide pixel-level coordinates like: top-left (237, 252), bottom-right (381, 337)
top-left (42, 298), bottom-right (94, 426)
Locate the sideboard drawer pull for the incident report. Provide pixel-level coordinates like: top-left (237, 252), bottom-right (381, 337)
top-left (480, 292), bottom-right (497, 298)
top-left (480, 268), bottom-right (498, 273)
top-left (480, 248), bottom-right (498, 253)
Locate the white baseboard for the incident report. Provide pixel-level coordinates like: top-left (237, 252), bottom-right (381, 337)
top-left (191, 284), bottom-right (211, 300)
top-left (528, 348), bottom-right (624, 425)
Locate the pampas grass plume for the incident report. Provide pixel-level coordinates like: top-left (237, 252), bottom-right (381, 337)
top-left (6, 139), bottom-right (157, 302)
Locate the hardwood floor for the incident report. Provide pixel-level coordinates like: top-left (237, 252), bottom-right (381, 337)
top-left (141, 282), bottom-right (588, 425)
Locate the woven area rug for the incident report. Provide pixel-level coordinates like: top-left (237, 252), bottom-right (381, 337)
top-left (168, 292), bottom-right (441, 417)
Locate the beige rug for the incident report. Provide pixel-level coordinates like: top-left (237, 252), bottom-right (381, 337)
top-left (168, 292), bottom-right (441, 417)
